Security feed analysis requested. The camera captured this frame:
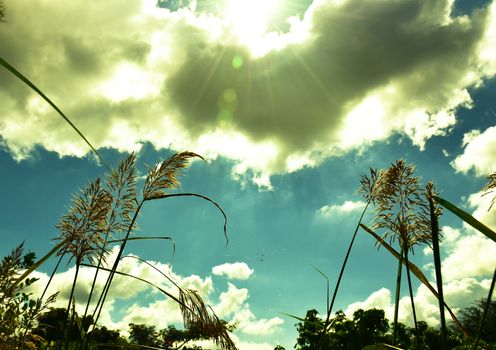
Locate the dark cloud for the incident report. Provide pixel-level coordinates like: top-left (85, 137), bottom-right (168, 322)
top-left (165, 0), bottom-right (489, 156)
top-left (0, 0), bottom-right (494, 177)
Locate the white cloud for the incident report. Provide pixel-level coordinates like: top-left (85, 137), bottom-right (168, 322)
top-left (24, 248), bottom-right (275, 345)
top-left (317, 200), bottom-right (366, 218)
top-left (346, 214), bottom-right (496, 328)
top-left (452, 126), bottom-right (496, 176)
top-left (212, 283), bottom-right (284, 335)
top-left (231, 307), bottom-right (284, 335)
top-left (467, 190), bottom-right (496, 230)
top-left (214, 283), bottom-right (249, 318)
top-left (344, 288), bottom-right (392, 317)
top-left (1, 0), bottom-right (495, 185)
top-left (212, 262), bottom-right (254, 280)
top-left (344, 278), bottom-right (492, 328)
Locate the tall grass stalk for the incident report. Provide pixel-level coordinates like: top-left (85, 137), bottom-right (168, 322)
top-left (426, 183), bottom-right (447, 350)
top-left (473, 268), bottom-right (496, 350)
top-left (315, 169), bottom-right (377, 350)
top-left (360, 223), bottom-right (467, 335)
top-left (360, 161), bottom-right (433, 345)
top-left (392, 248), bottom-right (403, 344)
top-left (473, 172), bottom-right (496, 350)
top-left (432, 194), bottom-right (496, 347)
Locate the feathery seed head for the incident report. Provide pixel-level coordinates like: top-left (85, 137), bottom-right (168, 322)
top-left (179, 289), bottom-right (237, 350)
top-left (55, 178), bottom-right (112, 265)
top-left (143, 152), bottom-right (204, 200)
top-left (104, 153), bottom-right (138, 234)
top-left (360, 160), bottom-right (432, 251)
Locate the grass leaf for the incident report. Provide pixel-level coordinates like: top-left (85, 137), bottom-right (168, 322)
top-left (360, 223), bottom-right (467, 335)
top-left (0, 56), bottom-right (110, 170)
top-left (433, 196), bottom-right (496, 243)
top-left (14, 241), bottom-right (65, 288)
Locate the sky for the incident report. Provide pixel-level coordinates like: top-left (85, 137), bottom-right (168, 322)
top-left (1, 0), bottom-right (496, 348)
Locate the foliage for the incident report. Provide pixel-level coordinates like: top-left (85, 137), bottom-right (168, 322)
top-left (460, 298), bottom-right (496, 345)
top-left (129, 323), bottom-right (159, 348)
top-left (293, 308), bottom-right (478, 350)
top-left (295, 309), bottom-right (327, 349)
top-left (0, 1), bottom-right (5, 22)
top-left (295, 308), bottom-right (389, 350)
top-left (32, 308), bottom-right (92, 343)
top-left (0, 244), bottom-right (56, 349)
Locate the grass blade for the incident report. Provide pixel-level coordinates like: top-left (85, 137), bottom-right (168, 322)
top-left (428, 193), bottom-right (447, 349)
top-left (280, 312), bottom-right (328, 330)
top-left (107, 236), bottom-right (176, 262)
top-left (433, 196), bottom-right (496, 243)
top-left (310, 264), bottom-right (330, 312)
top-left (152, 192), bottom-right (229, 245)
top-left (0, 56), bottom-right (109, 170)
top-left (80, 263), bottom-right (188, 310)
top-left (13, 241), bottom-right (65, 288)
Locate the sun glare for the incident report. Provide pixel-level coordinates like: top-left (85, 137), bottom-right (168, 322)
top-left (223, 0), bottom-right (280, 42)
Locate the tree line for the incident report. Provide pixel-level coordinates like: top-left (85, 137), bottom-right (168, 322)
top-left (279, 302), bottom-right (495, 350)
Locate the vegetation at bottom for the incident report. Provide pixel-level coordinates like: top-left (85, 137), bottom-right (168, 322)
top-left (288, 301), bottom-right (496, 350)
top-left (0, 152), bottom-right (237, 350)
top-left (27, 306), bottom-right (233, 349)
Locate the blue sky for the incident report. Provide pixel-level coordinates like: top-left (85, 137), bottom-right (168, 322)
top-left (1, 0), bottom-right (496, 349)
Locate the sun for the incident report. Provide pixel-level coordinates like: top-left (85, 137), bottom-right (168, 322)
top-left (222, 0), bottom-right (280, 42)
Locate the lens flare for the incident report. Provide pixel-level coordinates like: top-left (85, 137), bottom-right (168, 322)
top-left (223, 0), bottom-right (280, 39)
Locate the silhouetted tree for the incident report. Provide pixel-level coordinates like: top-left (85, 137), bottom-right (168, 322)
top-left (129, 323), bottom-right (159, 347)
top-left (0, 1), bottom-right (6, 22)
top-left (460, 298), bottom-right (496, 344)
top-left (32, 307), bottom-right (94, 343)
top-left (295, 309), bottom-right (327, 349)
top-left (294, 308), bottom-right (469, 350)
top-left (87, 326), bottom-right (123, 349)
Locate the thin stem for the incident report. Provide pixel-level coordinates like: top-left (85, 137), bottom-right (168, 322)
top-left (429, 195), bottom-right (447, 350)
top-left (157, 193), bottom-right (229, 245)
top-left (41, 247), bottom-right (66, 300)
top-left (91, 199), bottom-right (144, 327)
top-left (473, 268), bottom-right (496, 350)
top-left (0, 57), bottom-right (110, 171)
top-left (79, 232), bottom-right (110, 350)
top-left (323, 199), bottom-right (371, 327)
top-left (392, 246), bottom-right (403, 346)
top-left (403, 246), bottom-right (418, 339)
top-left (62, 264), bottom-right (80, 350)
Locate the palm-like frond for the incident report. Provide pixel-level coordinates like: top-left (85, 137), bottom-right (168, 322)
top-left (143, 152), bottom-right (204, 200)
top-left (55, 179), bottom-right (112, 265)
